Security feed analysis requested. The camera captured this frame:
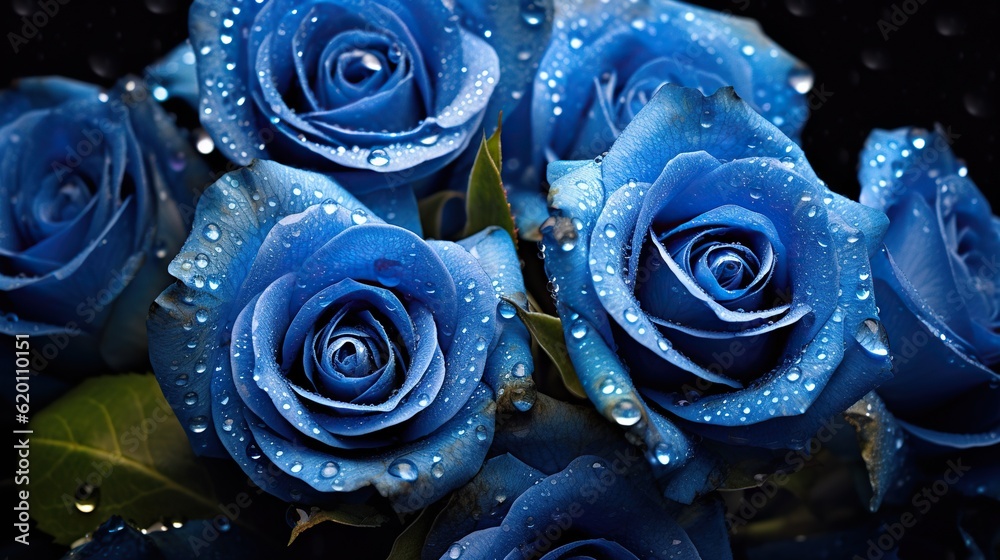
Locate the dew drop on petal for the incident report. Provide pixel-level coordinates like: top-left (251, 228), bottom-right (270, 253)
top-left (599, 378), bottom-right (616, 395)
top-left (511, 362), bottom-right (528, 378)
top-left (855, 319), bottom-right (889, 356)
top-left (202, 223), bottom-right (221, 241)
top-left (321, 462), bottom-right (339, 478)
top-left (368, 149), bottom-right (390, 167)
top-left (388, 458), bottom-right (418, 481)
top-left (611, 400), bottom-right (641, 426)
top-left (624, 307), bottom-right (640, 323)
top-left (499, 301), bottom-right (517, 319)
top-left (188, 416), bottom-right (208, 433)
top-left (431, 462), bottom-right (445, 478)
top-left (653, 443), bottom-right (671, 465)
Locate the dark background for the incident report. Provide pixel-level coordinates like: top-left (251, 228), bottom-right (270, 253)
top-left (1, 0), bottom-right (997, 203)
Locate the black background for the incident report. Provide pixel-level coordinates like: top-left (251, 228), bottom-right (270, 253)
top-left (1, 0), bottom-right (997, 204)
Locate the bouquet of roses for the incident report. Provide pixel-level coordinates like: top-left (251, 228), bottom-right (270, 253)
top-left (4, 1), bottom-right (997, 559)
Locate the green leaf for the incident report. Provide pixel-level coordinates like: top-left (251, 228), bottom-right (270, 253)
top-left (504, 298), bottom-right (586, 398)
top-left (418, 190), bottom-right (465, 239)
top-left (288, 504), bottom-right (390, 545)
top-left (384, 503), bottom-right (444, 560)
top-left (463, 115), bottom-right (516, 244)
top-left (30, 373), bottom-right (219, 545)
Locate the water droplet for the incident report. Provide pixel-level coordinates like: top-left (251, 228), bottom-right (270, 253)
top-left (499, 301), bottom-right (517, 319)
top-left (935, 12), bottom-right (967, 37)
top-left (246, 443), bottom-right (262, 460)
top-left (855, 319), bottom-right (889, 356)
top-left (511, 362), bottom-right (528, 378)
top-left (476, 425), bottom-right (488, 441)
top-left (202, 223), bottom-right (221, 241)
top-left (512, 388), bottom-right (536, 411)
top-left (388, 459), bottom-right (418, 481)
top-left (785, 0), bottom-right (817, 17)
top-left (290, 462), bottom-right (303, 473)
top-left (856, 285), bottom-right (871, 300)
top-left (368, 149), bottom-right (390, 167)
top-left (611, 400), bottom-right (641, 426)
top-left (188, 416), bottom-right (209, 433)
top-left (788, 67), bottom-right (814, 93)
top-left (624, 307), bottom-right (640, 323)
top-left (417, 393), bottom-right (431, 407)
top-left (351, 209), bottom-right (369, 225)
top-left (861, 47), bottom-right (890, 71)
top-left (195, 309), bottom-right (209, 323)
top-left (570, 320), bottom-right (588, 339)
top-left (786, 367), bottom-right (801, 382)
top-left (183, 392), bottom-right (198, 406)
top-left (374, 258), bottom-right (402, 287)
top-left (520, 0), bottom-right (545, 26)
top-left (653, 443), bottom-right (671, 465)
top-left (447, 544), bottom-right (464, 559)
top-left (604, 224), bottom-right (617, 238)
top-left (964, 92), bottom-right (995, 119)
top-left (431, 462), bottom-right (445, 478)
top-left (73, 483), bottom-right (100, 513)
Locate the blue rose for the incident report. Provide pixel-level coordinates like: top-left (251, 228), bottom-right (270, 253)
top-left (858, 126), bottom-right (1000, 455)
top-left (420, 453), bottom-right (730, 560)
top-left (505, 0), bottom-right (813, 238)
top-left (148, 160), bottom-right (533, 510)
top-left (540, 85), bottom-right (892, 497)
top-left (0, 77), bottom-right (209, 375)
top-left (190, 0), bottom-right (507, 197)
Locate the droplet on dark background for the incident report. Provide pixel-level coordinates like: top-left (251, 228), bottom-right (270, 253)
top-left (935, 12), bottom-right (967, 37)
top-left (861, 47), bottom-right (891, 71)
top-left (144, 0), bottom-right (179, 15)
top-left (785, 0), bottom-right (817, 18)
top-left (11, 0), bottom-right (33, 16)
top-left (965, 92), bottom-right (996, 118)
top-left (88, 52), bottom-right (120, 79)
